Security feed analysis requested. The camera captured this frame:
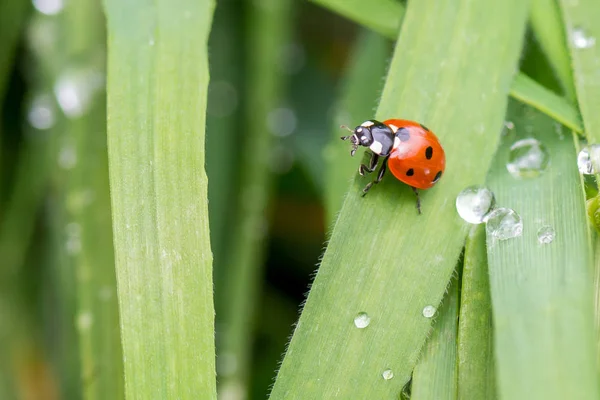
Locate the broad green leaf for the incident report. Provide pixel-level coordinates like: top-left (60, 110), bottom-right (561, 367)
top-left (457, 226), bottom-right (496, 400)
top-left (324, 31), bottom-right (391, 224)
top-left (270, 1), bottom-right (529, 398)
top-left (486, 100), bottom-right (598, 399)
top-left (411, 276), bottom-right (459, 400)
top-left (104, 0), bottom-right (217, 398)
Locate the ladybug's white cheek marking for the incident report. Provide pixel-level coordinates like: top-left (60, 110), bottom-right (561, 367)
top-left (369, 140), bottom-right (383, 155)
top-left (361, 120), bottom-right (374, 127)
top-left (388, 124), bottom-right (399, 133)
top-left (393, 137), bottom-right (401, 149)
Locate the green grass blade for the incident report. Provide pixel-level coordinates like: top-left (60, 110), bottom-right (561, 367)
top-left (324, 31), bottom-right (390, 224)
top-left (310, 0), bottom-right (403, 38)
top-left (59, 0), bottom-right (124, 397)
top-left (486, 100), bottom-right (598, 399)
top-left (311, 0), bottom-right (580, 133)
top-left (269, 1), bottom-right (528, 398)
top-left (0, 0), bottom-right (29, 105)
top-left (104, 0), bottom-right (217, 398)
top-left (411, 277), bottom-right (459, 400)
top-left (217, 0), bottom-right (293, 396)
top-left (457, 226), bottom-right (496, 400)
top-left (559, 2), bottom-right (600, 143)
top-left (509, 72), bottom-right (583, 133)
top-left (530, 0), bottom-right (577, 100)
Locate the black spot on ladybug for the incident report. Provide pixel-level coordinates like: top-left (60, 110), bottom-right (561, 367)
top-left (420, 123), bottom-right (430, 131)
top-left (406, 168), bottom-right (415, 176)
top-left (397, 128), bottom-right (410, 142)
top-left (425, 146), bottom-right (433, 160)
top-left (433, 171), bottom-right (442, 183)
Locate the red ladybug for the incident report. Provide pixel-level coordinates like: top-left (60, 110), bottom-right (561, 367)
top-left (341, 119), bottom-right (445, 213)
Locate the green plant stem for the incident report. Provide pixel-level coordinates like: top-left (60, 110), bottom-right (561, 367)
top-left (0, 0), bottom-right (29, 106)
top-left (457, 226), bottom-right (495, 400)
top-left (270, 1), bottom-right (528, 398)
top-left (217, 0), bottom-right (293, 396)
top-left (104, 0), bottom-right (217, 398)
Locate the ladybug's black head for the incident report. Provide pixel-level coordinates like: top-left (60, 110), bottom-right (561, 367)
top-left (340, 121), bottom-right (376, 156)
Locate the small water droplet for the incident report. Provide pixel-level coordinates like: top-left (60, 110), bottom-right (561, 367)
top-left (149, 38), bottom-right (155, 46)
top-left (537, 226), bottom-right (555, 244)
top-left (422, 305), bottom-right (436, 318)
top-left (33, 0), bottom-right (64, 15)
top-left (504, 121), bottom-right (515, 130)
top-left (572, 27), bottom-right (596, 49)
top-left (456, 185), bottom-right (496, 224)
top-left (578, 144), bottom-right (600, 175)
top-left (486, 208), bottom-right (523, 240)
top-left (76, 311), bottom-right (93, 331)
top-left (382, 369), bottom-right (394, 380)
top-left (28, 94), bottom-right (56, 130)
top-left (353, 312), bottom-right (371, 328)
top-left (267, 107), bottom-right (297, 137)
top-left (506, 138), bottom-right (549, 179)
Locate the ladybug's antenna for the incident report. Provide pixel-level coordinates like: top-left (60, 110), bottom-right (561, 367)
top-left (340, 125), bottom-right (353, 132)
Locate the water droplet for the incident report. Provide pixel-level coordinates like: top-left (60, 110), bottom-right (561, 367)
top-left (353, 312), bottom-right (371, 328)
top-left (537, 226), bottom-right (555, 244)
top-left (572, 27), bottom-right (596, 49)
top-left (58, 145), bottom-right (77, 169)
top-left (456, 185), bottom-right (496, 224)
top-left (382, 369), bottom-right (394, 380)
top-left (54, 68), bottom-right (104, 118)
top-left (33, 0), bottom-right (64, 15)
top-left (422, 305), bottom-right (436, 318)
top-left (506, 138), bottom-right (549, 179)
top-left (76, 311), bottom-right (93, 331)
top-left (504, 121), bottom-right (515, 130)
top-left (267, 107), bottom-right (297, 137)
top-left (27, 94), bottom-right (56, 130)
top-left (207, 80), bottom-right (238, 117)
top-left (149, 38), bottom-right (155, 46)
top-left (578, 144), bottom-right (600, 175)
top-left (485, 208), bottom-right (523, 241)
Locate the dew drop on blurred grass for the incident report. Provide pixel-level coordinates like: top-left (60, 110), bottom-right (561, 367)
top-left (577, 144), bottom-right (600, 175)
top-left (76, 311), bottom-right (93, 331)
top-left (353, 312), bottom-right (371, 329)
top-left (506, 138), bottom-right (549, 179)
top-left (54, 68), bottom-right (104, 118)
top-left (571, 27), bottom-right (596, 49)
top-left (58, 144), bottom-right (77, 169)
top-left (485, 208), bottom-right (523, 241)
top-left (382, 369), bottom-right (394, 381)
top-left (537, 226), bottom-right (555, 244)
top-left (27, 94), bottom-right (56, 130)
top-left (267, 107), bottom-right (297, 137)
top-left (422, 305), bottom-right (436, 318)
top-left (456, 185), bottom-right (496, 224)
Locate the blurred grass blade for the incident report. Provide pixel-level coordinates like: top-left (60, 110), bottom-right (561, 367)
top-left (457, 226), bottom-right (496, 400)
top-left (104, 0), bottom-right (217, 398)
top-left (509, 73), bottom-right (582, 134)
top-left (559, 0), bottom-right (600, 144)
top-left (324, 31), bottom-right (390, 224)
top-left (217, 0), bottom-right (292, 397)
top-left (270, 1), bottom-right (528, 398)
top-left (530, 0), bottom-right (576, 100)
top-left (411, 276), bottom-right (458, 400)
top-left (486, 100), bottom-right (598, 399)
top-left (59, 0), bottom-right (124, 397)
top-left (311, 0), bottom-right (580, 132)
top-left (0, 0), bottom-right (29, 105)
top-left (310, 0), bottom-right (403, 38)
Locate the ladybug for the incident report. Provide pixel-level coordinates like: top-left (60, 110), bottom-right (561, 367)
top-left (341, 119), bottom-right (445, 214)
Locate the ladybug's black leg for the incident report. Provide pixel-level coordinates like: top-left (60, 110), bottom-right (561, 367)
top-left (412, 187), bottom-right (422, 214)
top-left (358, 153), bottom-right (379, 176)
top-left (362, 156), bottom-right (388, 196)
